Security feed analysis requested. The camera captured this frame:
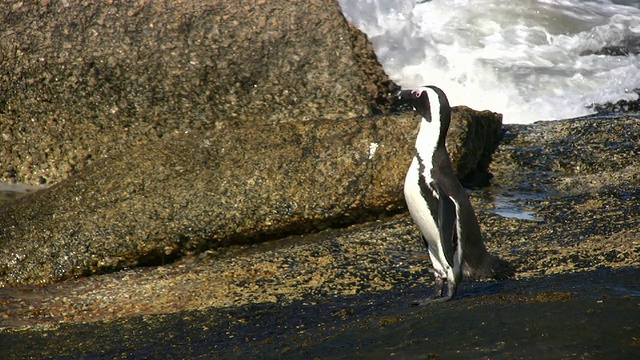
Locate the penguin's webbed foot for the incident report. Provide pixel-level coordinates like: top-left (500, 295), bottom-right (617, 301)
top-left (410, 295), bottom-right (452, 306)
top-left (410, 278), bottom-right (457, 306)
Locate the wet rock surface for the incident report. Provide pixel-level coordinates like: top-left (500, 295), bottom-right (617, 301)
top-left (481, 115), bottom-right (640, 277)
top-left (3, 268), bottom-right (638, 359)
top-left (1, 114), bottom-right (639, 358)
top-left (0, 183), bottom-right (43, 204)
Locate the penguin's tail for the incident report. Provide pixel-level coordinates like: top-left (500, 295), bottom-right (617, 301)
top-left (488, 254), bottom-right (515, 280)
top-left (463, 253), bottom-right (514, 281)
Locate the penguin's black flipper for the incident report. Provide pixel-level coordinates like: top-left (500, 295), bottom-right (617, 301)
top-left (432, 181), bottom-right (458, 268)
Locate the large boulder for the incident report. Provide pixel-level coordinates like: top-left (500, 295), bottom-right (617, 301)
top-left (0, 114), bottom-right (410, 285)
top-left (0, 0), bottom-right (398, 185)
top-left (0, 108), bottom-right (502, 286)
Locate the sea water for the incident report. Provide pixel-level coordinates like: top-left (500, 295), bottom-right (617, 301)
top-left (339, 0), bottom-right (640, 123)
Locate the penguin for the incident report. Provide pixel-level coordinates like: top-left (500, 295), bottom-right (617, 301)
top-left (398, 85), bottom-right (501, 304)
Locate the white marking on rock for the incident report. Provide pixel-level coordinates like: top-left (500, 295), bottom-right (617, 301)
top-left (368, 142), bottom-right (379, 159)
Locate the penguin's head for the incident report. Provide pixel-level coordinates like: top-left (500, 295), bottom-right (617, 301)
top-left (397, 85), bottom-right (452, 142)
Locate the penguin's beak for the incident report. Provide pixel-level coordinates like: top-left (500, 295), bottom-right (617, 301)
top-left (396, 89), bottom-right (415, 100)
top-left (396, 88), bottom-right (431, 121)
top-left (397, 89), bottom-right (428, 102)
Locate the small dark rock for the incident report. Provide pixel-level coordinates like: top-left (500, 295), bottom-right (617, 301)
top-left (579, 36), bottom-right (640, 57)
top-left (446, 106), bottom-right (503, 187)
top-left (588, 89), bottom-right (640, 114)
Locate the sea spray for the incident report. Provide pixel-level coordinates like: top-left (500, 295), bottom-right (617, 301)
top-left (340, 0), bottom-right (640, 123)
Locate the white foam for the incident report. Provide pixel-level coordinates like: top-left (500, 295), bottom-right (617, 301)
top-left (340, 0), bottom-right (640, 123)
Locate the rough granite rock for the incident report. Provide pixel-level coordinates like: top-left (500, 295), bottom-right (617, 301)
top-left (0, 0), bottom-right (398, 186)
top-left (0, 108), bottom-right (502, 286)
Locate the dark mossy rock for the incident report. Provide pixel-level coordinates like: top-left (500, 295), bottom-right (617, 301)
top-left (446, 106), bottom-right (503, 186)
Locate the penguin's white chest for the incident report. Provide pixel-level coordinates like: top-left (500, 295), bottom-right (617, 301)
top-left (404, 155), bottom-right (461, 278)
top-left (404, 157), bottom-right (440, 249)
